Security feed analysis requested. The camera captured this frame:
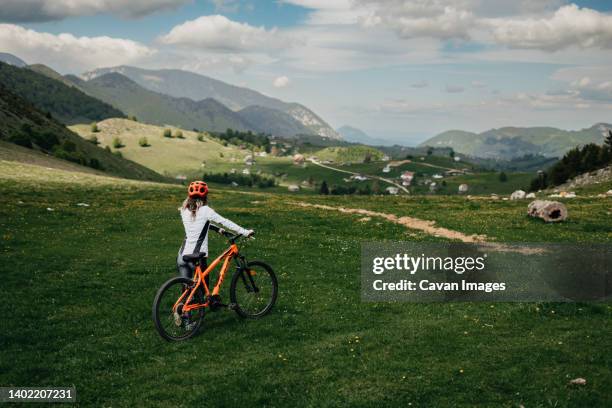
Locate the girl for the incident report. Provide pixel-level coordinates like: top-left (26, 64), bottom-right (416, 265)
top-left (177, 181), bottom-right (253, 286)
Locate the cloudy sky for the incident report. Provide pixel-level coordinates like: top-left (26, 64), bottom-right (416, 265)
top-left (1, 0), bottom-right (611, 144)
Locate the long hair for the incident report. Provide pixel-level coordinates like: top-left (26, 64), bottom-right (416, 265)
top-left (180, 195), bottom-right (208, 219)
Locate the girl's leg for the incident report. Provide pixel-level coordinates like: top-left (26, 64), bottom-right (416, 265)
top-left (202, 258), bottom-right (209, 288)
top-left (176, 253), bottom-right (193, 279)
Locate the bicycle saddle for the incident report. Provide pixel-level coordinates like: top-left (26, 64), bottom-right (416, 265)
top-left (182, 252), bottom-right (207, 263)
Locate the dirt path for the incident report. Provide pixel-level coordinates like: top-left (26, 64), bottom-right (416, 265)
top-left (293, 201), bottom-right (548, 254)
top-left (294, 202), bottom-right (488, 242)
top-left (309, 159), bottom-right (409, 193)
top-left (388, 159), bottom-right (455, 171)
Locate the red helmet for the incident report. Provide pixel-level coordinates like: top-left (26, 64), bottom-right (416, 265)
top-left (188, 181), bottom-right (208, 198)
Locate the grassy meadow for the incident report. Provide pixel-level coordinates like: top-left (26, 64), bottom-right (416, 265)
top-left (1, 159), bottom-right (611, 407)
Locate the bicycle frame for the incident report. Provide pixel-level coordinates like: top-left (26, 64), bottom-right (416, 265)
top-left (174, 242), bottom-right (240, 313)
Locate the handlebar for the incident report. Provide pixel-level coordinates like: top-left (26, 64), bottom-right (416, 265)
top-left (222, 230), bottom-right (255, 243)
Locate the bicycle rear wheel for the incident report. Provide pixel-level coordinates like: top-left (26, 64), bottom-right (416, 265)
top-left (230, 261), bottom-right (278, 319)
top-left (152, 277), bottom-right (205, 341)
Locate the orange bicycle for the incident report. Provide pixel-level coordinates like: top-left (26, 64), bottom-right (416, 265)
top-left (152, 231), bottom-right (278, 341)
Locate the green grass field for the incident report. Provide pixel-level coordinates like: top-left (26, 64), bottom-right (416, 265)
top-left (1, 161), bottom-right (611, 407)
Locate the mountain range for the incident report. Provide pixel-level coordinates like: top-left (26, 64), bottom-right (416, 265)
top-left (420, 124), bottom-right (612, 160)
top-left (0, 61), bottom-right (125, 124)
top-left (0, 80), bottom-right (163, 181)
top-left (82, 65), bottom-right (340, 139)
top-left (66, 72), bottom-right (253, 132)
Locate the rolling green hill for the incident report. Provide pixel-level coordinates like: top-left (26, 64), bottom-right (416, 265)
top-left (421, 124), bottom-right (611, 159)
top-left (71, 73), bottom-right (253, 133)
top-left (0, 61), bottom-right (125, 124)
top-left (314, 145), bottom-right (386, 163)
top-left (70, 118), bottom-right (252, 176)
top-left (0, 85), bottom-right (164, 182)
top-left (27, 63), bottom-right (82, 89)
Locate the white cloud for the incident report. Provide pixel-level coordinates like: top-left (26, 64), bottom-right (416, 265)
top-left (273, 76), bottom-right (290, 88)
top-left (175, 53), bottom-right (254, 74)
top-left (445, 84), bottom-right (465, 93)
top-left (281, 0), bottom-right (366, 25)
top-left (471, 80), bottom-right (487, 88)
top-left (359, 1), bottom-right (475, 40)
top-left (210, 0), bottom-right (240, 13)
top-left (411, 80), bottom-right (429, 88)
top-left (159, 15), bottom-right (291, 52)
top-left (0, 0), bottom-right (189, 22)
top-left (0, 24), bottom-right (154, 72)
top-left (551, 66), bottom-right (612, 103)
top-left (491, 4), bottom-right (612, 51)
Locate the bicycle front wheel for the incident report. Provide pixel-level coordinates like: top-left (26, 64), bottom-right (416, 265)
top-left (152, 277), bottom-right (205, 341)
top-left (230, 261), bottom-right (278, 319)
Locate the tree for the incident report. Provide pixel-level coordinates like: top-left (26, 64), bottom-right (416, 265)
top-left (91, 122), bottom-right (99, 133)
top-left (138, 137), bottom-right (150, 147)
top-left (371, 180), bottom-right (381, 195)
top-left (498, 171), bottom-right (508, 182)
top-left (449, 149), bottom-right (455, 158)
top-left (128, 115), bottom-right (138, 122)
top-left (605, 130), bottom-right (612, 151)
top-left (427, 148), bottom-right (433, 156)
top-left (319, 181), bottom-right (329, 195)
top-left (197, 133), bottom-right (205, 142)
top-left (363, 152), bottom-right (372, 163)
top-left (174, 130), bottom-right (184, 139)
top-left (87, 135), bottom-right (99, 145)
top-left (529, 171), bottom-right (548, 192)
top-left (163, 129), bottom-right (172, 138)
top-left (112, 136), bottom-right (124, 149)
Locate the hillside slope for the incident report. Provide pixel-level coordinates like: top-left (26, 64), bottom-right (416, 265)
top-left (82, 66), bottom-right (341, 139)
top-left (27, 64), bottom-right (81, 89)
top-left (71, 73), bottom-right (253, 133)
top-left (0, 62), bottom-right (125, 125)
top-left (70, 118), bottom-right (251, 176)
top-left (421, 124), bottom-right (611, 159)
top-left (314, 145), bottom-right (385, 163)
top-left (0, 85), bottom-right (164, 181)
top-left (237, 105), bottom-right (311, 137)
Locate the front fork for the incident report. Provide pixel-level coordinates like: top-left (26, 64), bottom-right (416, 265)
top-left (236, 256), bottom-right (259, 294)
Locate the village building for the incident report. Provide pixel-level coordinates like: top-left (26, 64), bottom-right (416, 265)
top-left (385, 186), bottom-right (399, 195)
top-left (293, 154), bottom-right (305, 165)
top-left (400, 171), bottom-right (414, 186)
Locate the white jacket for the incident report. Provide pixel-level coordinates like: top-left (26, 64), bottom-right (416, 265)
top-left (179, 206), bottom-right (249, 256)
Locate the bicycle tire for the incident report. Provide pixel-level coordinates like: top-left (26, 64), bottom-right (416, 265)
top-left (152, 277), bottom-right (205, 341)
top-left (230, 260), bottom-right (278, 319)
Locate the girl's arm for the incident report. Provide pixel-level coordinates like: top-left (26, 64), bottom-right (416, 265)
top-left (207, 208), bottom-right (251, 236)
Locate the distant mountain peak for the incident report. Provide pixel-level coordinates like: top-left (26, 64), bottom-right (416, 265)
top-left (0, 52), bottom-right (27, 67)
